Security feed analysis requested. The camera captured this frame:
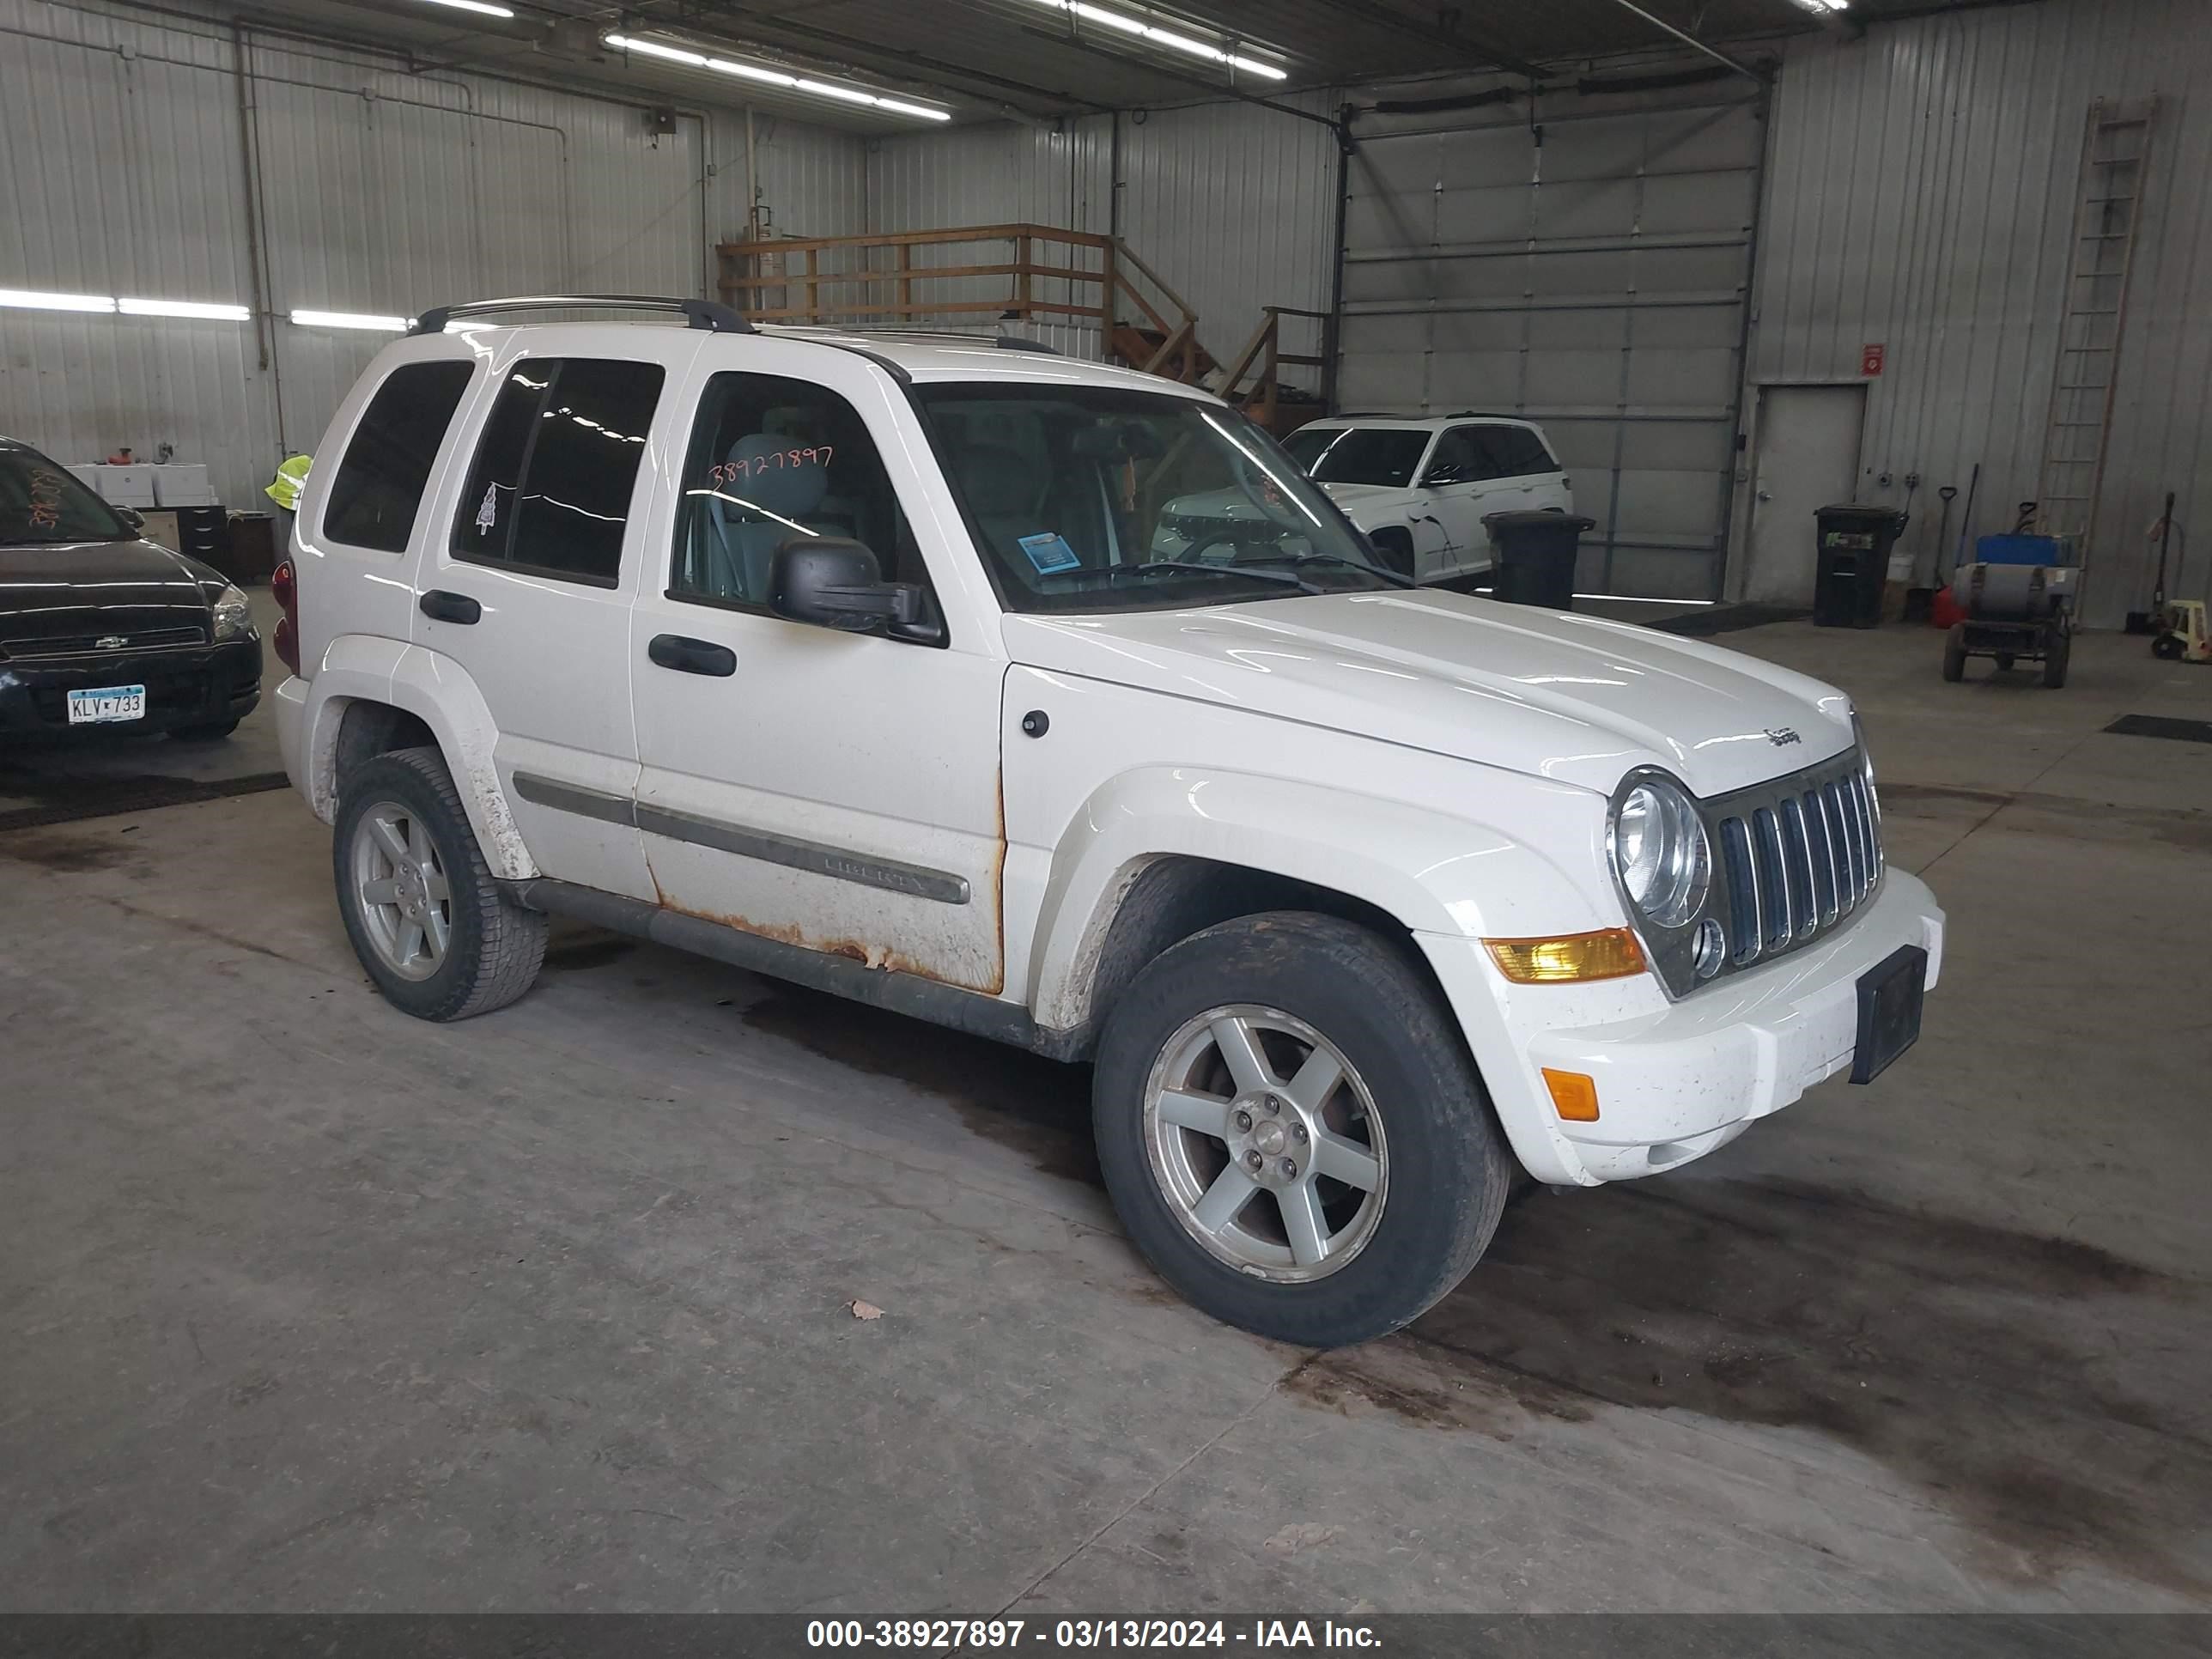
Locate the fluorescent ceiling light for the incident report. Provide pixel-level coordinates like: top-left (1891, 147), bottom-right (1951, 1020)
top-left (709, 58), bottom-right (796, 88)
top-left (1042, 0), bottom-right (1288, 80)
top-left (605, 33), bottom-right (706, 66)
top-left (604, 33), bottom-right (953, 120)
top-left (292, 307), bottom-right (410, 331)
top-left (1788, 0), bottom-right (1846, 9)
top-left (419, 0), bottom-right (515, 16)
top-left (795, 78), bottom-right (878, 106)
top-left (0, 288), bottom-right (116, 313)
top-left (118, 297), bottom-right (252, 320)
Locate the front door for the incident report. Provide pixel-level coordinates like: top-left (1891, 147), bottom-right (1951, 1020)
top-left (627, 344), bottom-right (1007, 995)
top-left (1746, 385), bottom-right (1867, 605)
top-left (413, 334), bottom-right (702, 901)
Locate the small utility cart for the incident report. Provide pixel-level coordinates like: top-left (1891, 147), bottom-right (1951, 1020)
top-left (1942, 534), bottom-right (2079, 690)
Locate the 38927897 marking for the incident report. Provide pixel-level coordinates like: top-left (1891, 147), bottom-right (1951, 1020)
top-left (804, 1620), bottom-right (1230, 1649)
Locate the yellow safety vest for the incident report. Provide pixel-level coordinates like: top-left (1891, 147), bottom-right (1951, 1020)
top-left (265, 453), bottom-right (313, 512)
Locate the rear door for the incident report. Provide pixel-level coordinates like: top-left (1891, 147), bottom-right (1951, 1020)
top-left (411, 332), bottom-right (702, 901)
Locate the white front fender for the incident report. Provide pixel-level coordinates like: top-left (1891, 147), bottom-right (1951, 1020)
top-left (1019, 763), bottom-right (1615, 1032)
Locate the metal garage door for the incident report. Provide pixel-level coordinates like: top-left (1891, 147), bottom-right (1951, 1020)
top-left (1336, 81), bottom-right (1766, 599)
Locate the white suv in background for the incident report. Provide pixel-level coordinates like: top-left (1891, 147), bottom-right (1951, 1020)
top-left (1281, 414), bottom-right (1574, 586)
top-left (273, 297), bottom-right (1942, 1349)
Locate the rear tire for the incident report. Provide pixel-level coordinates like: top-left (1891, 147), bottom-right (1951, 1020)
top-left (1093, 911), bottom-right (1510, 1347)
top-left (1942, 625), bottom-right (1968, 683)
top-left (333, 746), bottom-right (546, 1021)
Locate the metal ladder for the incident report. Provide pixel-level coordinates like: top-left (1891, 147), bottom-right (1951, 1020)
top-left (2036, 97), bottom-right (2157, 554)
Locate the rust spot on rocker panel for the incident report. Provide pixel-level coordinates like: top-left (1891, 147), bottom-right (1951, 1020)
top-left (637, 794), bottom-right (1012, 998)
top-left (646, 888), bottom-right (999, 994)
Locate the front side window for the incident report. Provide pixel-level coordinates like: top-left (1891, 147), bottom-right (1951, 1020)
top-left (671, 372), bottom-right (927, 617)
top-left (324, 360), bottom-right (474, 552)
top-left (1283, 424), bottom-right (1431, 489)
top-left (916, 385), bottom-right (1399, 616)
top-left (453, 358), bottom-right (665, 586)
top-left (0, 443), bottom-right (128, 545)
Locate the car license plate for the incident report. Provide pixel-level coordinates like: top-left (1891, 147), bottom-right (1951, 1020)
top-left (66, 684), bottom-right (147, 726)
top-left (1850, 945), bottom-right (1928, 1084)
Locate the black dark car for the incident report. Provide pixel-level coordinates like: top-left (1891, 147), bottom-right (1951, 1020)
top-left (1, 436), bottom-right (262, 744)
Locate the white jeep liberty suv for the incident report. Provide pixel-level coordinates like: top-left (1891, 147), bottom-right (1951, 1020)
top-left (274, 295), bottom-right (1945, 1348)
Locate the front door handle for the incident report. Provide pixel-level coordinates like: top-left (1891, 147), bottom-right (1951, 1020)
top-left (418, 589), bottom-right (482, 625)
top-left (648, 634), bottom-right (737, 677)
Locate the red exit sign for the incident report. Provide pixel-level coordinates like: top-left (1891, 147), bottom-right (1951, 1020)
top-left (1861, 343), bottom-right (1887, 377)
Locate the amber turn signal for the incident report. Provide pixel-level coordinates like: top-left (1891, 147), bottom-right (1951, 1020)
top-left (1483, 927), bottom-right (1646, 984)
top-left (1541, 1068), bottom-right (1601, 1121)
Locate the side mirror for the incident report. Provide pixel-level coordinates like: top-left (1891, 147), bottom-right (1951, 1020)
top-left (769, 538), bottom-right (939, 643)
top-left (117, 506), bottom-right (146, 530)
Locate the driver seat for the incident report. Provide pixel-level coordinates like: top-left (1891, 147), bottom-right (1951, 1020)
top-left (704, 434), bottom-right (831, 601)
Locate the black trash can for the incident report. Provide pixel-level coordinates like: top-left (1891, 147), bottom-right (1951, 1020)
top-left (1812, 504), bottom-right (1908, 628)
top-left (1485, 511), bottom-right (1595, 610)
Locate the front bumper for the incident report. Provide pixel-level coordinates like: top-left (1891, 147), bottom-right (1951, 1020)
top-left (0, 637), bottom-right (262, 741)
top-left (1419, 872), bottom-right (1946, 1186)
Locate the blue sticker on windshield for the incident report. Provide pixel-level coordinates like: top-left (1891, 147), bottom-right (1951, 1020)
top-left (1018, 532), bottom-right (1082, 575)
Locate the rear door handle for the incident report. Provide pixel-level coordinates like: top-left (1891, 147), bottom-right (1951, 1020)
top-left (648, 634), bottom-right (737, 677)
top-left (418, 590), bottom-right (482, 625)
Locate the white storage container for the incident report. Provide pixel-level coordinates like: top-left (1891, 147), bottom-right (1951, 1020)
top-left (88, 465), bottom-right (158, 508)
top-left (151, 464), bottom-right (218, 507)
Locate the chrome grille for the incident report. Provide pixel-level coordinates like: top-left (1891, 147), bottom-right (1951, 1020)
top-left (0, 624), bottom-right (206, 660)
top-left (1707, 748), bottom-right (1881, 972)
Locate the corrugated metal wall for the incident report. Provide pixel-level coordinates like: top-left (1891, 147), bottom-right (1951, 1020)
top-left (0, 0), bottom-right (866, 510)
top-left (1748, 0), bottom-right (2212, 623)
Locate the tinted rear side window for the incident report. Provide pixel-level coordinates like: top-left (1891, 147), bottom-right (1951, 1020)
top-left (453, 358), bottom-right (665, 586)
top-left (323, 361), bottom-right (475, 552)
top-left (1507, 428), bottom-right (1558, 473)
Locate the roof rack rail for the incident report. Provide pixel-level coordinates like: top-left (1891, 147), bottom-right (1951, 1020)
top-left (410, 295), bottom-right (753, 337)
top-left (768, 322), bottom-right (1063, 357)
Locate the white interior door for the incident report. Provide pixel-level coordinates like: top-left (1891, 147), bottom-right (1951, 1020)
top-left (1744, 385), bottom-right (1867, 605)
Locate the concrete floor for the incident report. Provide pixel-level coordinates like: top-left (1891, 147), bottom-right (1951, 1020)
top-left (2, 619), bottom-right (2209, 1614)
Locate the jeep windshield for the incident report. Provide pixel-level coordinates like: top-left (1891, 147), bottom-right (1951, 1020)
top-left (1281, 425), bottom-right (1431, 489)
top-left (915, 385), bottom-right (1399, 615)
top-left (0, 444), bottom-right (131, 546)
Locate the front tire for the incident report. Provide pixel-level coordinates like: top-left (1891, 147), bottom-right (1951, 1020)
top-left (1942, 625), bottom-right (1968, 683)
top-left (1093, 912), bottom-right (1510, 1347)
top-left (333, 746), bottom-right (546, 1021)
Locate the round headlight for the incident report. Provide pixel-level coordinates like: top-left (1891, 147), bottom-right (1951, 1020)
top-left (1613, 777), bottom-right (1711, 930)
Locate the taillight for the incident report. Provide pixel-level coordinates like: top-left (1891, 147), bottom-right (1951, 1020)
top-left (271, 557), bottom-right (301, 675)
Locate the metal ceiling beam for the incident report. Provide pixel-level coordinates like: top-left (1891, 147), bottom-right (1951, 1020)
top-left (1591, 0), bottom-right (1766, 81)
top-left (1315, 0), bottom-right (1546, 81)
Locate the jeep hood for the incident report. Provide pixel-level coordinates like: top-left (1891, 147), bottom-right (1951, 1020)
top-left (1001, 590), bottom-right (1856, 798)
